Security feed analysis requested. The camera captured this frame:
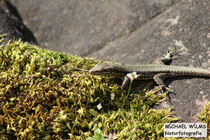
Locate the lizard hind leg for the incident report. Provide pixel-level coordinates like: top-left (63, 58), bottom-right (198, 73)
top-left (157, 50), bottom-right (181, 65)
top-left (153, 73), bottom-right (173, 93)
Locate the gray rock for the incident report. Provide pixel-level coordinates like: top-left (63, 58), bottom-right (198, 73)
top-left (9, 0), bottom-right (179, 55)
top-left (0, 0), bottom-right (37, 45)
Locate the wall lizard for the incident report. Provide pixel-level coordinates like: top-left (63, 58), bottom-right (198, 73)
top-left (89, 51), bottom-right (210, 90)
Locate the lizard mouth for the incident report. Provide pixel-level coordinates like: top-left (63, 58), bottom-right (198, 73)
top-left (90, 70), bottom-right (111, 76)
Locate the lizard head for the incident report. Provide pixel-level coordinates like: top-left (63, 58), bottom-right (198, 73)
top-left (89, 63), bottom-right (115, 76)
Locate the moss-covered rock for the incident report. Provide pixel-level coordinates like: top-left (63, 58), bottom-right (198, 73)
top-left (2, 38), bottom-right (208, 139)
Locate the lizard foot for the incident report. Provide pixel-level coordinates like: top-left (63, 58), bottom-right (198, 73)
top-left (158, 49), bottom-right (183, 65)
top-left (155, 85), bottom-right (173, 93)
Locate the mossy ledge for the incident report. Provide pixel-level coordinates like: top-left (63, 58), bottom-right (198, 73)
top-left (2, 39), bottom-right (208, 139)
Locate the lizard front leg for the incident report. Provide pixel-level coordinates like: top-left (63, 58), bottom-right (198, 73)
top-left (121, 76), bottom-right (130, 89)
top-left (121, 72), bottom-right (141, 88)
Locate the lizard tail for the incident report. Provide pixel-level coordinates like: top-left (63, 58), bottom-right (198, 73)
top-left (171, 66), bottom-right (210, 77)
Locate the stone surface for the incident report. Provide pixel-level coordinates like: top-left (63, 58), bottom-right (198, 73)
top-left (9, 0), bottom-right (179, 56)
top-left (7, 0), bottom-right (210, 122)
top-left (0, 0), bottom-right (37, 45)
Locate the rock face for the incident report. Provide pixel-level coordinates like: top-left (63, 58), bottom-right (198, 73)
top-left (8, 0), bottom-right (179, 55)
top-left (5, 0), bottom-right (210, 122)
top-left (0, 0), bottom-right (37, 45)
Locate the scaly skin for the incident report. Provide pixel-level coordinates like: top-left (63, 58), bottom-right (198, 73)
top-left (90, 63), bottom-right (210, 89)
top-left (89, 51), bottom-right (210, 89)
top-left (90, 63), bottom-right (210, 79)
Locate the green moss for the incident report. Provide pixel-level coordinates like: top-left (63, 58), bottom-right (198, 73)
top-left (197, 102), bottom-right (210, 123)
top-left (0, 39), bottom-right (179, 139)
top-left (197, 103), bottom-right (210, 140)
